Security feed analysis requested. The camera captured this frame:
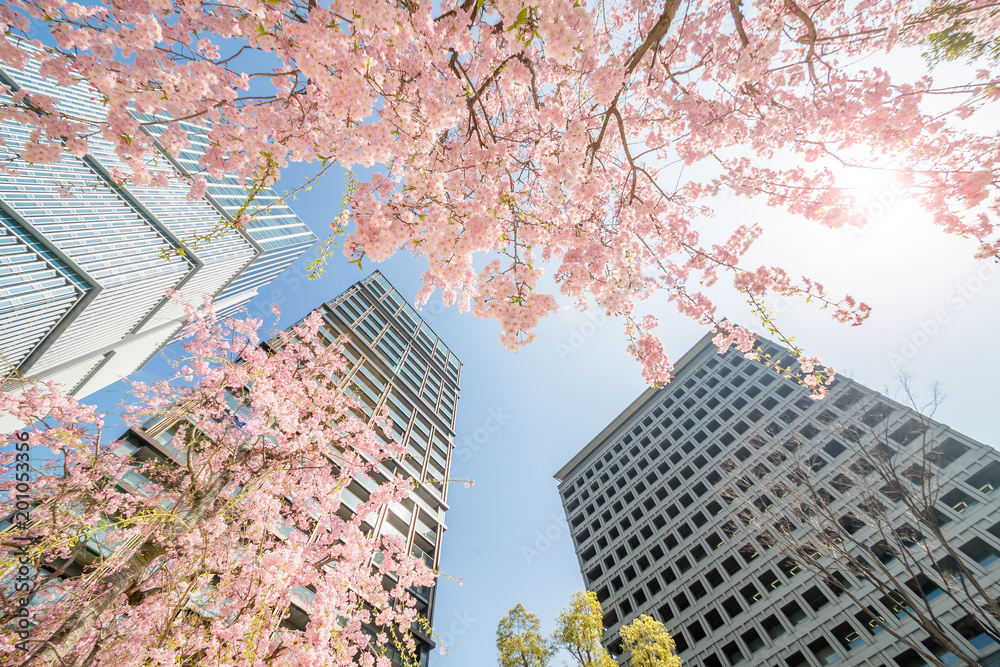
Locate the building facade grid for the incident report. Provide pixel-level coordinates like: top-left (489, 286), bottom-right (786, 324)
top-left (557, 335), bottom-right (1000, 667)
top-left (114, 272), bottom-right (460, 667)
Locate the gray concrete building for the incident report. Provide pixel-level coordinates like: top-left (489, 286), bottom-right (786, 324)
top-left (556, 333), bottom-right (1000, 667)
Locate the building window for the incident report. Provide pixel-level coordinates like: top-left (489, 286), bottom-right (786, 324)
top-left (890, 418), bottom-right (928, 445)
top-left (833, 387), bottom-right (863, 409)
top-left (921, 638), bottom-right (961, 666)
top-left (739, 583), bottom-right (762, 606)
top-left (800, 424), bottom-right (820, 440)
top-left (741, 628), bottom-right (764, 654)
top-left (832, 621), bottom-right (864, 651)
top-left (762, 615), bottom-right (785, 640)
top-left (803, 586), bottom-right (830, 612)
top-left (808, 637), bottom-right (840, 665)
top-left (862, 403), bottom-right (893, 426)
top-left (941, 488), bottom-right (978, 515)
top-left (785, 651), bottom-right (809, 667)
top-left (825, 571), bottom-right (854, 596)
top-left (856, 607), bottom-right (888, 635)
top-left (663, 535), bottom-right (680, 551)
top-left (778, 557), bottom-right (799, 579)
top-left (722, 641), bottom-right (745, 665)
top-left (706, 608), bottom-right (725, 631)
top-left (824, 439), bottom-right (846, 457)
top-left (930, 438), bottom-right (970, 468)
top-left (759, 569), bottom-right (781, 590)
top-left (721, 596), bottom-right (743, 619)
top-left (689, 620), bottom-right (706, 643)
top-left (781, 600), bottom-right (807, 626)
top-left (966, 461), bottom-right (1000, 495)
top-left (952, 615), bottom-right (997, 651)
top-left (881, 592), bottom-right (910, 620)
top-left (960, 537), bottom-right (1000, 567)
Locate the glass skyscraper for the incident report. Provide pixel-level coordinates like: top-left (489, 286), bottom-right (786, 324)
top-left (136, 118), bottom-right (317, 316)
top-left (119, 272), bottom-right (461, 665)
top-left (0, 40), bottom-right (316, 401)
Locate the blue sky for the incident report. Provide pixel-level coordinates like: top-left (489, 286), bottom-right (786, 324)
top-left (81, 153), bottom-right (1000, 664)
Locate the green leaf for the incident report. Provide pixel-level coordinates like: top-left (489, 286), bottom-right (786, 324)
top-left (508, 6), bottom-right (529, 31)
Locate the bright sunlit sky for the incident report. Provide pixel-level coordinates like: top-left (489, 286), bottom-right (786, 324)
top-left (62, 32), bottom-right (1000, 665)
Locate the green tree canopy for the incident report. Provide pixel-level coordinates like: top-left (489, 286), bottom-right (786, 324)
top-left (619, 615), bottom-right (682, 667)
top-left (497, 603), bottom-right (554, 667)
top-left (551, 591), bottom-right (617, 667)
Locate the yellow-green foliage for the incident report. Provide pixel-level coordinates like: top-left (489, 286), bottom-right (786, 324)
top-left (619, 614), bottom-right (682, 667)
top-left (551, 591), bottom-right (617, 667)
top-left (497, 603), bottom-right (554, 667)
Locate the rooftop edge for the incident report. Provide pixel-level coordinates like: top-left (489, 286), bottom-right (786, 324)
top-left (553, 328), bottom-right (719, 483)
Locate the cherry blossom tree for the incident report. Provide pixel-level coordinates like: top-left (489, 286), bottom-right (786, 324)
top-left (1, 0), bottom-right (999, 389)
top-left (0, 301), bottom-right (435, 666)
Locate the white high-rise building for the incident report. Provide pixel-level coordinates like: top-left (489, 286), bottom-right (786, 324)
top-left (0, 41), bottom-right (316, 401)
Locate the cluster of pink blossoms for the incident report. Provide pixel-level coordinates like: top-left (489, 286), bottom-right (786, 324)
top-left (0, 0), bottom-right (997, 388)
top-left (0, 301), bottom-right (437, 666)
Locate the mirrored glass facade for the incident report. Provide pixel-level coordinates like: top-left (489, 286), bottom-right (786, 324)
top-left (0, 40), bottom-right (316, 402)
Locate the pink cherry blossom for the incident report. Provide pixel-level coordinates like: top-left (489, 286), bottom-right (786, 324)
top-left (1, 0), bottom-right (996, 390)
top-left (1, 306), bottom-right (440, 666)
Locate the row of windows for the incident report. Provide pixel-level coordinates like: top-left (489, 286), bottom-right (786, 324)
top-left (562, 340), bottom-right (913, 510)
top-left (588, 435), bottom-right (997, 628)
top-left (331, 288), bottom-right (460, 424)
top-left (569, 379), bottom-right (971, 575)
top-left (574, 378), bottom-right (984, 624)
top-left (677, 612), bottom-right (997, 667)
top-left (319, 285), bottom-right (460, 504)
top-left (556, 347), bottom-right (1000, 667)
top-left (561, 349), bottom-right (843, 507)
